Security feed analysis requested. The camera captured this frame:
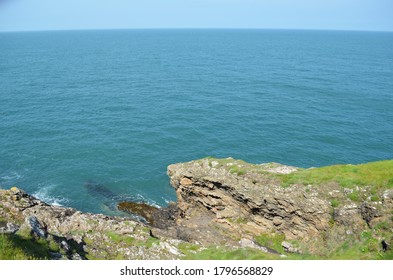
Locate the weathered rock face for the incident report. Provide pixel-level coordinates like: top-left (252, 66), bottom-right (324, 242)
top-left (167, 158), bottom-right (393, 248)
top-left (168, 158), bottom-right (331, 240)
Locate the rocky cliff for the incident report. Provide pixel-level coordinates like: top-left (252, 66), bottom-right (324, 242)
top-left (166, 158), bottom-right (393, 257)
top-left (1, 157), bottom-right (393, 259)
top-left (168, 159), bottom-right (329, 240)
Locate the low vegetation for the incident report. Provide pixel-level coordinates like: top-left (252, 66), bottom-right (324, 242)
top-left (0, 233), bottom-right (56, 260)
top-left (280, 160), bottom-right (393, 189)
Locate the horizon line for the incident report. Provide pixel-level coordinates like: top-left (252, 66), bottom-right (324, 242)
top-left (1, 27), bottom-right (392, 34)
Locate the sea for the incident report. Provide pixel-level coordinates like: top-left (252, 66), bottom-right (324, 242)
top-left (1, 29), bottom-right (392, 215)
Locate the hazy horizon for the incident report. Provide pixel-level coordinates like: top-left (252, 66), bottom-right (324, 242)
top-left (1, 27), bottom-right (393, 34)
top-left (0, 0), bottom-right (392, 32)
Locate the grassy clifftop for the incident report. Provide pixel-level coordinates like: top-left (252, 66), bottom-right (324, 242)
top-left (205, 157), bottom-right (393, 188)
top-left (280, 160), bottom-right (393, 189)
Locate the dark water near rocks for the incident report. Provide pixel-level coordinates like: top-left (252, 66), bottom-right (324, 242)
top-left (1, 29), bottom-right (392, 214)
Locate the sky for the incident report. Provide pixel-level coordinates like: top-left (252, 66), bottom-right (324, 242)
top-left (0, 0), bottom-right (392, 32)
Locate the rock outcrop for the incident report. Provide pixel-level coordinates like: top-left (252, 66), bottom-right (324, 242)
top-left (166, 158), bottom-right (393, 255)
top-left (168, 159), bottom-right (330, 240)
top-left (0, 187), bottom-right (186, 260)
top-left (2, 157), bottom-right (393, 259)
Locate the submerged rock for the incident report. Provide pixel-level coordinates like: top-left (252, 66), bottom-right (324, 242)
top-left (118, 201), bottom-right (158, 223)
top-left (117, 201), bottom-right (178, 229)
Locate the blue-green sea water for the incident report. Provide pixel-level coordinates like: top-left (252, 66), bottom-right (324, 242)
top-left (1, 30), bottom-right (392, 215)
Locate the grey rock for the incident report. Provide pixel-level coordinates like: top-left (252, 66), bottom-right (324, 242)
top-left (383, 190), bottom-right (393, 201)
top-left (0, 222), bottom-right (20, 234)
top-left (239, 238), bottom-right (268, 253)
top-left (281, 241), bottom-right (302, 254)
top-left (27, 216), bottom-right (47, 238)
top-left (49, 252), bottom-right (64, 260)
top-left (61, 240), bottom-right (70, 252)
top-left (360, 202), bottom-right (379, 226)
top-left (333, 204), bottom-right (364, 227)
top-left (70, 253), bottom-right (84, 260)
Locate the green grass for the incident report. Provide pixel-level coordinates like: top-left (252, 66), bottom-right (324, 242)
top-left (348, 191), bottom-right (360, 202)
top-left (182, 229), bottom-right (393, 260)
top-left (182, 246), bottom-right (279, 260)
top-left (106, 231), bottom-right (159, 248)
top-left (0, 233), bottom-right (55, 260)
top-left (106, 231), bottom-right (136, 244)
top-left (328, 236), bottom-right (380, 259)
top-left (229, 166), bottom-right (246, 176)
top-left (330, 199), bottom-right (340, 207)
top-left (280, 160), bottom-right (393, 189)
top-left (141, 237), bottom-right (160, 248)
top-left (178, 242), bottom-right (201, 255)
top-left (374, 221), bottom-right (390, 231)
top-left (0, 234), bottom-right (33, 259)
top-left (205, 158), bottom-right (250, 175)
top-left (182, 245), bottom-right (320, 260)
top-left (255, 233), bottom-right (285, 254)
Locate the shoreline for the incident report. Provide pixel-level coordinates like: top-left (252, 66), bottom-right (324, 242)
top-left (1, 157), bottom-right (392, 260)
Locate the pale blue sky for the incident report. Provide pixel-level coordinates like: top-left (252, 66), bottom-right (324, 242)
top-left (0, 0), bottom-right (392, 32)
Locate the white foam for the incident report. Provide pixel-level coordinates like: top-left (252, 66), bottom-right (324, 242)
top-left (33, 184), bottom-right (68, 207)
top-left (136, 193), bottom-right (162, 208)
top-left (163, 197), bottom-right (172, 204)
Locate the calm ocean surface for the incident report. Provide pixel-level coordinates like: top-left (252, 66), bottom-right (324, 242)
top-left (1, 29), bottom-right (392, 214)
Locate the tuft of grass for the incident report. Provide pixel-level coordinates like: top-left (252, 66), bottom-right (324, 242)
top-left (387, 178), bottom-right (393, 188)
top-left (177, 242), bottom-right (201, 257)
top-left (379, 251), bottom-right (393, 260)
top-left (374, 221), bottom-right (389, 231)
top-left (106, 231), bottom-right (135, 245)
top-left (280, 160), bottom-right (393, 189)
top-left (255, 233), bottom-right (285, 254)
top-left (331, 199), bottom-right (339, 208)
top-left (143, 237), bottom-right (160, 248)
top-left (348, 191), bottom-right (360, 202)
top-left (229, 165), bottom-right (246, 176)
top-left (48, 239), bottom-right (60, 252)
